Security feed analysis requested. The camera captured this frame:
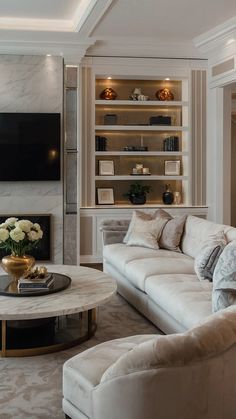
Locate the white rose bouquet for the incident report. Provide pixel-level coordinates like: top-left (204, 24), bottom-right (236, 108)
top-left (0, 217), bottom-right (43, 257)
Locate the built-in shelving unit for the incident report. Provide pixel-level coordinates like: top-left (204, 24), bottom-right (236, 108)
top-left (94, 77), bottom-right (190, 206)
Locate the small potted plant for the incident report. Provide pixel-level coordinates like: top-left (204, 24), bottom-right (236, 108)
top-left (124, 182), bottom-right (151, 205)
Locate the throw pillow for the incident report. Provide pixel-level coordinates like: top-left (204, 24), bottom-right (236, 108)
top-left (194, 231), bottom-right (227, 282)
top-left (212, 240), bottom-right (236, 312)
top-left (157, 209), bottom-right (186, 252)
top-left (125, 211), bottom-right (168, 250)
top-left (123, 210), bottom-right (162, 244)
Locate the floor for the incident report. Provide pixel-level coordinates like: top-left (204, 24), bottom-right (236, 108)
top-left (0, 294), bottom-right (159, 419)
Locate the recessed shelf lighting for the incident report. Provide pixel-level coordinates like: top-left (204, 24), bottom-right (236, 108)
top-left (165, 78), bottom-right (170, 81)
top-left (107, 76), bottom-right (112, 80)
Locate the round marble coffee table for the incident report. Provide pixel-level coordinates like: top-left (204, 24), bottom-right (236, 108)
top-left (0, 265), bottom-right (117, 357)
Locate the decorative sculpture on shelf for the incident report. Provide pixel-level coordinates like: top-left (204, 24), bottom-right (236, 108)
top-left (156, 88), bottom-right (174, 101)
top-left (99, 88), bottom-right (117, 100)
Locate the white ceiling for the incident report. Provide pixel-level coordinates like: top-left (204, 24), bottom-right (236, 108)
top-left (0, 0), bottom-right (235, 59)
top-left (0, 0), bottom-right (79, 20)
top-left (92, 0), bottom-right (236, 41)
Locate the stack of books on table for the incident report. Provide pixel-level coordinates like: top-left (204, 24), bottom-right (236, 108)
top-left (18, 274), bottom-right (54, 293)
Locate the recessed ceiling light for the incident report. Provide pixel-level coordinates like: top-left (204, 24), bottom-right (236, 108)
top-left (46, 54), bottom-right (52, 57)
top-left (165, 78), bottom-right (170, 81)
top-left (107, 76), bottom-right (112, 80)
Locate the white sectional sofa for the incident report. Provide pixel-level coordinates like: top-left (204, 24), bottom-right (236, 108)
top-left (102, 214), bottom-right (236, 333)
top-left (63, 214), bottom-right (236, 419)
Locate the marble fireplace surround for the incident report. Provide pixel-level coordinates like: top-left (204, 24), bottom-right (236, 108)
top-left (0, 214), bottom-right (51, 261)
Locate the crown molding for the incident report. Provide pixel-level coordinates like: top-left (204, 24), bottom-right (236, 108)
top-left (86, 37), bottom-right (205, 59)
top-left (72, 0), bottom-right (113, 35)
top-left (194, 16), bottom-right (236, 56)
top-left (0, 36), bottom-right (96, 64)
top-left (0, 0), bottom-right (114, 34)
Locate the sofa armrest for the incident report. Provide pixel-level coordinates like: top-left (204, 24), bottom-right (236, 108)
top-left (101, 308), bottom-right (236, 383)
top-left (100, 219), bottom-right (130, 245)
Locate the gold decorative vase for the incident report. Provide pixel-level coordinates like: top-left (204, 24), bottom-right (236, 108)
top-left (1, 255), bottom-right (35, 283)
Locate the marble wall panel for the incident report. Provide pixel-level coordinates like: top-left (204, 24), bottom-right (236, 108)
top-left (0, 55), bottom-right (64, 263)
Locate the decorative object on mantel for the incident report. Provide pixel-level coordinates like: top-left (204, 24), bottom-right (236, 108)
top-left (0, 217), bottom-right (43, 283)
top-left (156, 87), bottom-right (174, 101)
top-left (162, 184), bottom-right (174, 205)
top-left (99, 88), bottom-right (117, 100)
top-left (124, 182), bottom-right (151, 205)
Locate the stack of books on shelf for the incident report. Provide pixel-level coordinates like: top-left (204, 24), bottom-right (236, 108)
top-left (18, 274), bottom-right (54, 293)
top-left (163, 136), bottom-right (179, 151)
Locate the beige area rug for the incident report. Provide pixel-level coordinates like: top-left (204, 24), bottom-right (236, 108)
top-left (0, 294), bottom-right (159, 419)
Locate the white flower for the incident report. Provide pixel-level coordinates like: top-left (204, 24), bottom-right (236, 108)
top-left (0, 222), bottom-right (8, 229)
top-left (5, 217), bottom-right (18, 226)
top-left (37, 229), bottom-right (43, 239)
top-left (15, 220), bottom-right (33, 233)
top-left (0, 228), bottom-right (9, 242)
top-left (33, 223), bottom-right (41, 231)
top-left (28, 230), bottom-right (41, 241)
top-left (10, 227), bottom-right (25, 242)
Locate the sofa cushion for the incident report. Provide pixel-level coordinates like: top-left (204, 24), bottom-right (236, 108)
top-left (103, 243), bottom-right (194, 281)
top-left (103, 243), bottom-right (163, 274)
top-left (124, 255), bottom-right (195, 292)
top-left (63, 335), bottom-right (156, 418)
top-left (194, 231), bottom-right (227, 281)
top-left (145, 274), bottom-right (212, 329)
top-left (124, 210), bottom-right (167, 249)
top-left (212, 241), bottom-right (236, 312)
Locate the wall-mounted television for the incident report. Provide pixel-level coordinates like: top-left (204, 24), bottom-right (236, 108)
top-left (0, 113), bottom-right (61, 181)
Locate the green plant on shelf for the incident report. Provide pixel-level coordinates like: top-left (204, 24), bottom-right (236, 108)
top-left (123, 182), bottom-right (151, 205)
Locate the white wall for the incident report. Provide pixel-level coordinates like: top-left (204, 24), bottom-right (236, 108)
top-left (0, 55), bottom-right (64, 263)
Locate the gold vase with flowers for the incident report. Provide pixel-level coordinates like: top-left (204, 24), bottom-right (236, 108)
top-left (0, 218), bottom-right (43, 283)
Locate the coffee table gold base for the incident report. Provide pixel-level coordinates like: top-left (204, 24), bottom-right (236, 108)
top-left (0, 308), bottom-right (97, 358)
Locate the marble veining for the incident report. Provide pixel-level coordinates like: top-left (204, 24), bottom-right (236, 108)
top-left (0, 55), bottom-right (64, 263)
top-left (0, 265), bottom-right (117, 320)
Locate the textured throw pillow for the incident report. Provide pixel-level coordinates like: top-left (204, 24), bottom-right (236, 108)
top-left (125, 211), bottom-right (168, 250)
top-left (212, 240), bottom-right (236, 312)
top-left (157, 209), bottom-right (186, 252)
top-left (123, 210), bottom-right (161, 244)
top-left (194, 231), bottom-right (227, 282)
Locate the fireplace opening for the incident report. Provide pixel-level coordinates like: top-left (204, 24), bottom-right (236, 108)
top-left (0, 214), bottom-right (51, 261)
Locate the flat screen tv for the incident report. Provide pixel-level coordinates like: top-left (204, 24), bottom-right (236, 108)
top-left (0, 113), bottom-right (61, 181)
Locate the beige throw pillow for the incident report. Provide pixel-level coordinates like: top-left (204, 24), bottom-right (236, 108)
top-left (156, 209), bottom-right (186, 252)
top-left (125, 211), bottom-right (168, 250)
top-left (123, 210), bottom-right (160, 244)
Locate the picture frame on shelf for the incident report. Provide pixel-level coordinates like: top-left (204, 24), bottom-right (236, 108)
top-left (97, 188), bottom-right (114, 205)
top-left (164, 160), bottom-right (181, 176)
top-left (99, 160), bottom-right (114, 176)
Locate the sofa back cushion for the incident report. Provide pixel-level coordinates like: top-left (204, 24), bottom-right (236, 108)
top-left (181, 216), bottom-right (236, 258)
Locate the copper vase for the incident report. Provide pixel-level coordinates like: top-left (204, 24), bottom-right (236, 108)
top-left (1, 255), bottom-right (35, 283)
